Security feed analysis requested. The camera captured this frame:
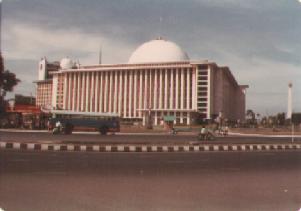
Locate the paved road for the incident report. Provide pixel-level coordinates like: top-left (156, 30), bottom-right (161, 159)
top-left (0, 151), bottom-right (300, 211)
top-left (0, 131), bottom-right (300, 145)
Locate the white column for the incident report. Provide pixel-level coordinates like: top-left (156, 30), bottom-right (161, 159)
top-left (100, 72), bottom-right (103, 112)
top-left (143, 70), bottom-right (148, 126)
top-left (76, 73), bottom-right (81, 111)
top-left (144, 70), bottom-right (148, 109)
top-left (180, 112), bottom-right (183, 124)
top-left (81, 72), bottom-right (86, 111)
top-left (124, 71), bottom-right (128, 117)
top-left (181, 68), bottom-right (184, 110)
top-left (154, 69), bottom-right (157, 109)
top-left (118, 71), bottom-right (123, 115)
top-left (139, 70), bottom-right (143, 117)
top-left (187, 113), bottom-right (191, 125)
top-left (72, 73), bottom-right (76, 111)
top-left (170, 69), bottom-right (174, 109)
top-left (108, 72), bottom-right (113, 112)
top-left (114, 71), bottom-right (118, 113)
top-left (63, 74), bottom-right (67, 109)
top-left (187, 69), bottom-right (191, 110)
top-left (207, 67), bottom-right (211, 119)
top-left (154, 111), bottom-right (158, 125)
top-left (133, 71), bottom-right (137, 117)
top-left (68, 73), bottom-right (72, 110)
top-left (149, 70), bottom-right (152, 109)
top-left (164, 69), bottom-right (168, 109)
top-left (90, 72), bottom-right (95, 112)
top-left (104, 71), bottom-right (108, 112)
top-left (129, 71), bottom-right (133, 117)
top-left (192, 69), bottom-right (196, 110)
top-left (159, 69), bottom-right (163, 109)
top-left (175, 69), bottom-right (179, 109)
top-left (52, 75), bottom-right (58, 109)
top-left (95, 72), bottom-right (99, 112)
top-left (85, 72), bottom-right (90, 112)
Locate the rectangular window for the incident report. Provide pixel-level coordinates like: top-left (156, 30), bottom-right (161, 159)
top-left (198, 76), bottom-right (208, 80)
top-left (198, 87), bottom-right (207, 91)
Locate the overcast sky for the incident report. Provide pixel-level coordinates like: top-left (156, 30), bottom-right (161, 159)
top-left (2, 0), bottom-right (301, 115)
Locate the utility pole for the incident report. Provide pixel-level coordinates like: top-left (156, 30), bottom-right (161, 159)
top-left (287, 83), bottom-right (294, 143)
top-left (287, 82), bottom-right (292, 119)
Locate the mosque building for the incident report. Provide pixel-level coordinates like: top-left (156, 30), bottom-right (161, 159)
top-left (35, 37), bottom-right (248, 126)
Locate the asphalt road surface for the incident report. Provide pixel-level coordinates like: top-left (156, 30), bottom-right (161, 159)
top-left (0, 131), bottom-right (300, 145)
top-left (0, 151), bottom-right (300, 211)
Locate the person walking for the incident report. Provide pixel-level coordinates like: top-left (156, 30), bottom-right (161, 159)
top-left (199, 126), bottom-right (208, 140)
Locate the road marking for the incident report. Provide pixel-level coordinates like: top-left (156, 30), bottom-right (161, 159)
top-left (93, 145), bottom-right (100, 151)
top-left (151, 146), bottom-right (157, 152)
top-left (41, 144), bottom-right (48, 151)
top-left (117, 145), bottom-right (124, 152)
top-left (232, 145), bottom-right (238, 151)
top-left (27, 143), bottom-right (35, 150)
top-left (194, 146), bottom-right (199, 151)
top-left (67, 145), bottom-right (74, 151)
top-left (80, 145), bottom-right (87, 151)
top-left (0, 142), bottom-right (6, 149)
top-left (241, 145), bottom-right (246, 151)
top-left (54, 145), bottom-right (60, 151)
top-left (184, 146), bottom-right (190, 152)
top-left (105, 146), bottom-right (112, 152)
top-left (13, 142), bottom-right (21, 149)
top-left (142, 146), bottom-right (148, 152)
top-left (129, 146), bottom-right (136, 152)
top-left (162, 146), bottom-right (168, 152)
top-left (173, 146), bottom-right (179, 152)
top-left (223, 146), bottom-right (228, 151)
top-left (213, 146), bottom-right (219, 151)
top-left (204, 146), bottom-right (210, 151)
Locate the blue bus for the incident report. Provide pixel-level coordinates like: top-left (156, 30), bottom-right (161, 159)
top-left (49, 110), bottom-right (120, 135)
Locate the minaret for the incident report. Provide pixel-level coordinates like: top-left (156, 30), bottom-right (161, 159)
top-left (0, 0), bottom-right (2, 52)
top-left (99, 45), bottom-right (102, 64)
top-left (287, 82), bottom-right (293, 119)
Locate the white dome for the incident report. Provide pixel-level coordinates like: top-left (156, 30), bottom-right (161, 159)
top-left (128, 38), bottom-right (189, 64)
top-left (60, 57), bottom-right (73, 69)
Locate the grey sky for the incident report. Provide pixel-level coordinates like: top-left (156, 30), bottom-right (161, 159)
top-left (2, 0), bottom-right (301, 115)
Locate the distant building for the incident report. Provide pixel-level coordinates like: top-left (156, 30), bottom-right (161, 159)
top-left (35, 38), bottom-right (248, 125)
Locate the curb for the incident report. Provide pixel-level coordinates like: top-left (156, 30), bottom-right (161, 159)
top-left (1, 141), bottom-right (301, 153)
top-left (229, 132), bottom-right (301, 138)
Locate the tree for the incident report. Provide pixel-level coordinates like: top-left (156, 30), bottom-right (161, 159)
top-left (0, 53), bottom-right (20, 113)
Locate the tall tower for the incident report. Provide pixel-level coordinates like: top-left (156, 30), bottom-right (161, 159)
top-left (0, 0), bottom-right (2, 52)
top-left (98, 45), bottom-right (102, 64)
top-left (287, 82), bottom-right (293, 119)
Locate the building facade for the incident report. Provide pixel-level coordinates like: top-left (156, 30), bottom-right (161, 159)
top-left (35, 38), bottom-right (247, 125)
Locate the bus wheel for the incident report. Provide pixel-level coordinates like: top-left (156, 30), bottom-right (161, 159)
top-left (64, 124), bottom-right (73, 135)
top-left (99, 127), bottom-right (108, 135)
